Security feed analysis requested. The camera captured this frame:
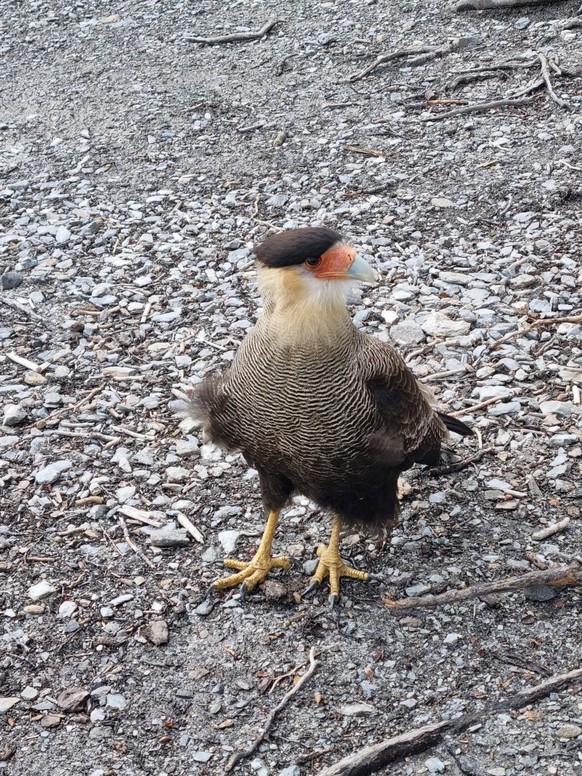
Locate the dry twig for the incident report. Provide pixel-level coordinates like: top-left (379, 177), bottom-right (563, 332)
top-left (349, 37), bottom-right (479, 82)
top-left (538, 52), bottom-right (571, 109)
top-left (490, 313), bottom-right (582, 351)
top-left (383, 563), bottom-right (582, 610)
top-left (185, 19), bottom-right (278, 45)
top-left (118, 516), bottom-right (155, 569)
top-left (316, 667), bottom-right (582, 776)
top-left (531, 516), bottom-right (570, 541)
top-left (424, 97), bottom-right (534, 121)
top-left (225, 647), bottom-right (319, 772)
top-left (427, 447), bottom-right (490, 477)
top-left (455, 0), bottom-right (561, 10)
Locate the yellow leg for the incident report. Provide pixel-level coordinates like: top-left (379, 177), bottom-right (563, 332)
top-left (307, 516), bottom-right (369, 603)
top-left (214, 510), bottom-right (292, 593)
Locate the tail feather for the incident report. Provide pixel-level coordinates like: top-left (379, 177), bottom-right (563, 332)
top-left (438, 411), bottom-right (473, 437)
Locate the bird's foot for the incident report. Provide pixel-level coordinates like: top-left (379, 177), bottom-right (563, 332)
top-left (304, 544), bottom-right (369, 606)
top-left (213, 551), bottom-right (292, 595)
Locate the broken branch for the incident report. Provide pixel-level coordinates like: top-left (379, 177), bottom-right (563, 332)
top-left (225, 647), bottom-right (319, 772)
top-left (383, 563), bottom-right (582, 610)
top-left (424, 97), bottom-right (535, 121)
top-left (185, 19), bottom-right (278, 45)
top-left (455, 0), bottom-right (561, 10)
top-left (316, 666), bottom-right (582, 776)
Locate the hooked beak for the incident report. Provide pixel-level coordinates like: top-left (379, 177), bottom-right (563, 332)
top-left (346, 254), bottom-right (376, 284)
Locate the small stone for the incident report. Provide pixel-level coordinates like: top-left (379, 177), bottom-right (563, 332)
top-left (41, 713), bottom-right (61, 728)
top-left (218, 530), bottom-right (240, 554)
top-left (2, 404), bottom-right (27, 426)
top-left (24, 371), bottom-right (47, 386)
top-left (56, 688), bottom-right (89, 712)
top-left (28, 581), bottom-right (56, 601)
top-left (150, 526), bottom-right (190, 547)
top-left (106, 693), bottom-right (127, 710)
top-left (425, 757), bottom-right (446, 773)
top-left (405, 583), bottom-right (431, 597)
top-left (166, 466), bottom-right (189, 482)
top-left (431, 197), bottom-right (455, 208)
top-left (55, 225), bottom-right (71, 244)
top-left (21, 687), bottom-right (39, 701)
top-left (22, 604), bottom-right (45, 615)
top-left (400, 698), bottom-right (417, 708)
top-left (279, 767), bottom-right (300, 776)
top-left (35, 460), bottom-right (72, 484)
top-left (175, 439), bottom-right (199, 457)
top-left (390, 319), bottom-right (426, 345)
top-left (58, 600), bottom-right (77, 618)
top-left (539, 401), bottom-right (572, 417)
top-left (421, 312), bottom-right (470, 338)
top-left (340, 702), bottom-right (376, 716)
top-left (0, 697), bottom-right (20, 713)
top-left (1, 271), bottom-right (24, 290)
top-left (262, 580), bottom-right (287, 601)
top-left (556, 723), bottom-right (581, 739)
top-left (444, 633), bottom-right (461, 644)
top-left (524, 585), bottom-right (560, 602)
top-left (108, 594), bottom-right (133, 607)
top-left (145, 619), bottom-right (169, 646)
top-left (486, 768), bottom-right (505, 776)
top-left (192, 752), bottom-right (213, 763)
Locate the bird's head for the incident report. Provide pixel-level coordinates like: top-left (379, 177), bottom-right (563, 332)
top-left (253, 227), bottom-right (375, 317)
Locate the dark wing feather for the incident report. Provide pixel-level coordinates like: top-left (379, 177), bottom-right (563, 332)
top-left (437, 411), bottom-right (473, 437)
top-left (358, 336), bottom-right (447, 466)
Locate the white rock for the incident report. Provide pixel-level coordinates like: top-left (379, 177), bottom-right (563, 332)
top-left (55, 225), bottom-right (72, 244)
top-left (2, 404), bottom-right (27, 426)
top-left (339, 702), bottom-right (376, 716)
top-left (28, 581), bottom-right (56, 601)
top-left (539, 401), bottom-right (572, 417)
top-left (425, 757), bottom-right (446, 773)
top-left (35, 460), bottom-right (72, 484)
top-left (166, 466), bottom-right (189, 482)
top-left (390, 319), bottom-right (425, 345)
top-left (421, 312), bottom-right (471, 338)
top-left (106, 693), bottom-right (127, 710)
top-left (218, 530), bottom-right (240, 555)
top-left (58, 600), bottom-right (78, 618)
top-left (471, 385), bottom-right (514, 401)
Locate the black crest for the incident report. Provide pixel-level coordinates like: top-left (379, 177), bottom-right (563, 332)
top-left (254, 227), bottom-right (343, 268)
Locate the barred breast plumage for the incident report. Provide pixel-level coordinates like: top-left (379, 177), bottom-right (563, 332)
top-left (194, 227), bottom-right (472, 602)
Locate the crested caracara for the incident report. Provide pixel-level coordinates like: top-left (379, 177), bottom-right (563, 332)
top-left (194, 227), bottom-right (472, 603)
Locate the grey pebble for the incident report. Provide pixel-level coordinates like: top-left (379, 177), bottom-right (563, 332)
top-left (34, 459), bottom-right (73, 484)
top-left (1, 271), bottom-right (24, 290)
top-left (150, 526), bottom-right (190, 547)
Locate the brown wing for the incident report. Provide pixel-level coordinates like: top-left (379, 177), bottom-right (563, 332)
top-left (358, 336), bottom-right (446, 465)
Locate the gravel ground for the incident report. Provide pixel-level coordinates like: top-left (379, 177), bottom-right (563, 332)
top-left (1, 1), bottom-right (581, 775)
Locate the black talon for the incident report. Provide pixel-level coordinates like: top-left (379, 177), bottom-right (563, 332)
top-left (195, 587), bottom-right (219, 617)
top-left (329, 593), bottom-right (339, 609)
top-left (302, 581), bottom-right (320, 598)
top-left (369, 573), bottom-right (383, 585)
top-left (238, 582), bottom-right (249, 601)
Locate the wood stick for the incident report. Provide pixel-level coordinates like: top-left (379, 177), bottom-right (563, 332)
top-left (1, 298), bottom-right (42, 321)
top-left (490, 313), bottom-right (582, 350)
top-left (118, 516), bottom-right (156, 569)
top-left (427, 447), bottom-right (490, 477)
top-left (538, 53), bottom-right (571, 109)
top-left (349, 45), bottom-right (434, 82)
top-left (225, 647), bottom-right (319, 772)
top-left (316, 667), bottom-right (582, 776)
top-left (185, 19), bottom-right (278, 45)
top-left (6, 351), bottom-right (44, 372)
top-left (383, 563), bottom-right (582, 610)
top-left (455, 0), bottom-right (561, 10)
top-left (531, 516), bottom-right (570, 541)
top-left (448, 395), bottom-right (509, 416)
top-left (424, 97), bottom-right (535, 121)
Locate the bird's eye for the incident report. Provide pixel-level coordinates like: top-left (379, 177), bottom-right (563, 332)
top-left (305, 256), bottom-right (321, 267)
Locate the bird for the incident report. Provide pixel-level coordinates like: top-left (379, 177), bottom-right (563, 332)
top-left (193, 226), bottom-right (472, 604)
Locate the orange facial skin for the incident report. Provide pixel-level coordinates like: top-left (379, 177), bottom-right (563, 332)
top-left (306, 244), bottom-right (357, 279)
